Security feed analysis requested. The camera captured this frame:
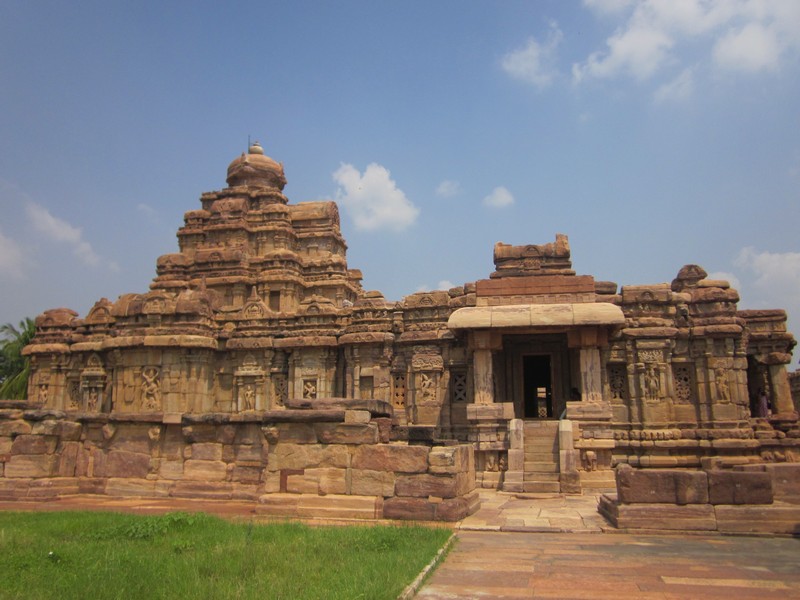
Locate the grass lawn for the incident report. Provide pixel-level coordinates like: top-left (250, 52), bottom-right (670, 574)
top-left (0, 511), bottom-right (452, 600)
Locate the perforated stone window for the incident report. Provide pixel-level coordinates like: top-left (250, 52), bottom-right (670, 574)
top-left (451, 371), bottom-right (468, 403)
top-left (273, 374), bottom-right (288, 406)
top-left (392, 373), bottom-right (406, 409)
top-left (673, 364), bottom-right (696, 403)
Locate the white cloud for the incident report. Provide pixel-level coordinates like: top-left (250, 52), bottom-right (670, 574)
top-left (575, 0), bottom-right (800, 84)
top-left (713, 22), bottom-right (781, 72)
top-left (707, 270), bottom-right (742, 292)
top-left (502, 22), bottom-right (563, 89)
top-left (333, 163), bottom-right (419, 232)
top-left (734, 247), bottom-right (800, 295)
top-left (573, 24), bottom-right (673, 82)
top-left (483, 186), bottom-right (515, 209)
top-left (0, 229), bottom-right (25, 278)
top-left (438, 280), bottom-right (455, 290)
top-left (25, 202), bottom-right (103, 267)
top-left (436, 180), bottom-right (460, 198)
top-left (654, 67), bottom-right (694, 103)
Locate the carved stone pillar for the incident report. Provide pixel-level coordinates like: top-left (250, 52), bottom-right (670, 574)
top-left (579, 347), bottom-right (602, 403)
top-left (471, 331), bottom-right (501, 405)
top-left (769, 364), bottom-right (795, 414)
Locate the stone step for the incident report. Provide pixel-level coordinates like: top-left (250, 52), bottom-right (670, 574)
top-left (523, 472), bottom-right (560, 482)
top-left (523, 481), bottom-right (561, 493)
top-left (523, 422), bottom-right (559, 432)
top-left (524, 448), bottom-right (558, 457)
top-left (524, 453), bottom-right (560, 465)
top-left (524, 442), bottom-right (557, 452)
top-left (523, 462), bottom-right (559, 473)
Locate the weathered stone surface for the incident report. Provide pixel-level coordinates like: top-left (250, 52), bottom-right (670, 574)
top-left (296, 494), bottom-right (382, 520)
top-left (256, 493), bottom-right (300, 517)
top-left (436, 490), bottom-right (481, 521)
top-left (0, 420), bottom-right (32, 438)
top-left (272, 443), bottom-right (349, 470)
top-left (105, 477), bottom-right (160, 497)
top-left (105, 450), bottom-right (151, 478)
top-left (315, 423), bottom-right (378, 445)
top-left (351, 445), bottom-right (428, 473)
top-left (707, 470), bottom-right (773, 505)
top-left (715, 504), bottom-right (800, 534)
top-left (616, 465), bottom-right (708, 505)
top-left (428, 446), bottom-right (471, 474)
top-left (395, 473), bottom-right (471, 499)
top-left (350, 469), bottom-right (395, 496)
top-left (5, 454), bottom-right (56, 478)
top-left (231, 465), bottom-right (262, 484)
top-left (170, 481), bottom-right (233, 499)
top-left (56, 441), bottom-right (80, 477)
top-left (159, 459), bottom-right (184, 480)
top-left (278, 423), bottom-right (317, 444)
top-left (614, 502), bottom-right (717, 531)
top-left (26, 478), bottom-right (80, 499)
top-left (11, 434), bottom-right (56, 455)
top-left (190, 442), bottom-right (223, 461)
top-left (183, 459), bottom-right (228, 481)
top-left (383, 496), bottom-right (436, 520)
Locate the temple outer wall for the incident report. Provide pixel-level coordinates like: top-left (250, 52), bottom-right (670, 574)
top-left (0, 405), bottom-right (478, 522)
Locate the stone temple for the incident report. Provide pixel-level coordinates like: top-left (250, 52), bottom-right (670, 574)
top-left (4, 141), bottom-right (798, 524)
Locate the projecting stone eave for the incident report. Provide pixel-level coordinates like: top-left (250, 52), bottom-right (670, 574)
top-left (447, 302), bottom-right (626, 330)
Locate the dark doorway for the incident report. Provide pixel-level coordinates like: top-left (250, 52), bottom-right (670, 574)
top-left (523, 355), bottom-right (552, 418)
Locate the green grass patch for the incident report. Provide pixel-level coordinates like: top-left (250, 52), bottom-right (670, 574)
top-left (0, 511), bottom-right (452, 600)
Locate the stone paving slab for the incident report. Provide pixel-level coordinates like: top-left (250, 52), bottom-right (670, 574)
top-left (416, 531), bottom-right (800, 599)
top-left (457, 489), bottom-right (608, 533)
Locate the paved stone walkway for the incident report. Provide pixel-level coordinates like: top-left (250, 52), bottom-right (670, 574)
top-left (416, 530), bottom-right (800, 599)
top-left (457, 490), bottom-right (607, 533)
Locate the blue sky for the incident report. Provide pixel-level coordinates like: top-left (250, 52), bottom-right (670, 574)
top-left (1, 1), bottom-right (798, 366)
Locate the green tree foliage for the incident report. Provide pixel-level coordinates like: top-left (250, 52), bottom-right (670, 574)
top-left (0, 317), bottom-right (36, 399)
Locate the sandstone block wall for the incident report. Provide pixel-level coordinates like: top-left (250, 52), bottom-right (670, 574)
top-left (0, 407), bottom-right (478, 521)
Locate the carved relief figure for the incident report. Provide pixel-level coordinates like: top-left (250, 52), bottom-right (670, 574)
top-left (419, 372), bottom-right (435, 401)
top-left (715, 368), bottom-right (730, 402)
top-left (87, 389), bottom-right (99, 411)
top-left (37, 384), bottom-right (48, 404)
top-left (303, 379), bottom-right (317, 400)
top-left (141, 367), bottom-right (161, 409)
top-left (644, 365), bottom-right (660, 400)
top-left (243, 384), bottom-right (255, 410)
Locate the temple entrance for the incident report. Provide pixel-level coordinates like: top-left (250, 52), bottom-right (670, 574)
top-left (500, 334), bottom-right (572, 420)
top-left (523, 355), bottom-right (552, 418)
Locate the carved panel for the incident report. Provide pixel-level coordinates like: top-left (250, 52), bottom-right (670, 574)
top-left (608, 364), bottom-right (628, 403)
top-left (302, 378), bottom-right (318, 400)
top-left (411, 354), bottom-right (444, 372)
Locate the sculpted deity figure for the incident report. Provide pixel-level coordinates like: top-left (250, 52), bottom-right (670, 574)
top-left (87, 389), bottom-right (99, 411)
top-left (644, 365), bottom-right (660, 400)
top-left (715, 368), bottom-right (730, 402)
top-left (303, 379), bottom-right (317, 400)
top-left (141, 367), bottom-right (161, 410)
top-left (243, 384), bottom-right (255, 410)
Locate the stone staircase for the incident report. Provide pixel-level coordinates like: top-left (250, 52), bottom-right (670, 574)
top-left (523, 420), bottom-right (561, 493)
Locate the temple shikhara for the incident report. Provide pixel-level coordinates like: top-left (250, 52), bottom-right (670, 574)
top-left (4, 142), bottom-right (799, 527)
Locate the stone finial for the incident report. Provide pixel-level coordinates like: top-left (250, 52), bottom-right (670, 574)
top-left (671, 264), bottom-right (708, 292)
